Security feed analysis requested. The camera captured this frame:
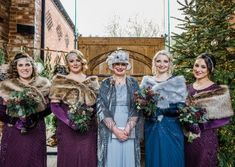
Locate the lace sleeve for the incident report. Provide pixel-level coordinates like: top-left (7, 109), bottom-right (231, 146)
top-left (103, 117), bottom-right (116, 131)
top-left (125, 116), bottom-right (138, 130)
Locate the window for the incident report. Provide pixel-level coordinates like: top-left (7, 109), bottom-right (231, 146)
top-left (65, 34), bottom-right (69, 48)
top-left (46, 11), bottom-right (53, 30)
top-left (56, 25), bottom-right (63, 40)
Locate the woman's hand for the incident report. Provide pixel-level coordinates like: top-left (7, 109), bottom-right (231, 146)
top-left (112, 126), bottom-right (129, 142)
top-left (2, 98), bottom-right (7, 105)
top-left (124, 124), bottom-right (131, 136)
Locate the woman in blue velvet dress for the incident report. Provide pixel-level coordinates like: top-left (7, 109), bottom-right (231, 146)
top-left (140, 50), bottom-right (187, 167)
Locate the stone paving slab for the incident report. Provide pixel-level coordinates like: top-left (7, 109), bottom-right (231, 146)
top-left (47, 146), bottom-right (57, 167)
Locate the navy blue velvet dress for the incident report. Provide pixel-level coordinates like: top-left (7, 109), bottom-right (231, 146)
top-left (141, 75), bottom-right (187, 167)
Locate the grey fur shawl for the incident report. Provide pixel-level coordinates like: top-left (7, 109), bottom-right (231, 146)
top-left (140, 75), bottom-right (188, 109)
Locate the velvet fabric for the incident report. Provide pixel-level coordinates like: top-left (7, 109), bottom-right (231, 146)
top-left (185, 84), bottom-right (232, 167)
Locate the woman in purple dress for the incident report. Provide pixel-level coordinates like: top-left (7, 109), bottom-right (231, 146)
top-left (185, 53), bottom-right (234, 167)
top-left (49, 50), bottom-right (99, 167)
top-left (0, 52), bottom-right (51, 167)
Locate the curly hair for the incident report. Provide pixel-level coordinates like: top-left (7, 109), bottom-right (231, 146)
top-left (65, 50), bottom-right (88, 73)
top-left (152, 50), bottom-right (174, 75)
top-left (8, 52), bottom-right (37, 79)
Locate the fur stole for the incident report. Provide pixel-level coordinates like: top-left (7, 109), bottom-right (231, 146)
top-left (0, 76), bottom-right (51, 112)
top-left (49, 74), bottom-right (100, 106)
top-left (191, 85), bottom-right (234, 119)
top-left (140, 75), bottom-right (187, 109)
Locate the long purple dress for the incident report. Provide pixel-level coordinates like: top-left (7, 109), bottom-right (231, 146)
top-left (0, 104), bottom-right (47, 167)
top-left (49, 74), bottom-right (99, 167)
top-left (185, 84), bottom-right (230, 167)
top-left (51, 103), bottom-right (97, 167)
top-left (0, 76), bottom-right (51, 167)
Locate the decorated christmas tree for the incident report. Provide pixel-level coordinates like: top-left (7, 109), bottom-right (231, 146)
top-left (171, 0), bottom-right (235, 166)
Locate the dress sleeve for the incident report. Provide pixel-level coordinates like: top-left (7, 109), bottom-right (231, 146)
top-left (0, 104), bottom-right (18, 124)
top-left (50, 102), bottom-right (77, 130)
top-left (125, 77), bottom-right (140, 130)
top-left (200, 117), bottom-right (230, 130)
top-left (37, 104), bottom-right (51, 119)
top-left (125, 116), bottom-right (138, 131)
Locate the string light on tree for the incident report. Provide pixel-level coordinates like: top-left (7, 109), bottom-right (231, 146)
top-left (210, 39), bottom-right (218, 47)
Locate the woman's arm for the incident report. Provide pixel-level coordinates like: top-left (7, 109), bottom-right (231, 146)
top-left (50, 102), bottom-right (77, 130)
top-left (124, 77), bottom-right (140, 135)
top-left (200, 117), bottom-right (230, 130)
top-left (0, 104), bottom-right (18, 124)
top-left (124, 117), bottom-right (138, 136)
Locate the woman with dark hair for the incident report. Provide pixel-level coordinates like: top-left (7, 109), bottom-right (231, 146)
top-left (141, 50), bottom-right (187, 167)
top-left (49, 50), bottom-right (99, 167)
top-left (185, 53), bottom-right (234, 167)
top-left (96, 49), bottom-right (141, 167)
top-left (0, 52), bottom-right (51, 167)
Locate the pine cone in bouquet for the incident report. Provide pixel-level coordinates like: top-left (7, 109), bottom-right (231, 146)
top-left (0, 64), bottom-right (9, 81)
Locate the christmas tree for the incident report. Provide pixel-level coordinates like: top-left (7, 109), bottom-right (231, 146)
top-left (171, 0), bottom-right (235, 166)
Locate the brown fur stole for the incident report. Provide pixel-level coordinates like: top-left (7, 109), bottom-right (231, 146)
top-left (0, 76), bottom-right (51, 112)
top-left (49, 74), bottom-right (100, 106)
top-left (191, 85), bottom-right (234, 119)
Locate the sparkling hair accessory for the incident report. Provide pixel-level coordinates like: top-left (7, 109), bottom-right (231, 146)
top-left (13, 56), bottom-right (33, 64)
top-left (205, 55), bottom-right (214, 72)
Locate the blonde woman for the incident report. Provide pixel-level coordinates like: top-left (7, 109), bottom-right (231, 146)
top-left (49, 50), bottom-right (99, 167)
top-left (140, 50), bottom-right (187, 167)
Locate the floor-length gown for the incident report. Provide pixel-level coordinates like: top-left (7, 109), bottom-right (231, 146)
top-left (145, 112), bottom-right (184, 167)
top-left (106, 84), bottom-right (135, 167)
top-left (185, 84), bottom-right (224, 167)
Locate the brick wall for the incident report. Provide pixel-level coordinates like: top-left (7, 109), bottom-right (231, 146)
top-left (7, 0), bottom-right (42, 60)
top-left (45, 0), bottom-right (75, 64)
top-left (0, 0), bottom-right (75, 63)
top-left (0, 0), bottom-right (10, 54)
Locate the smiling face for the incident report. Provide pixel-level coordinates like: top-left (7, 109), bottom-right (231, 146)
top-left (193, 58), bottom-right (210, 80)
top-left (67, 53), bottom-right (83, 74)
top-left (16, 58), bottom-right (33, 80)
top-left (154, 54), bottom-right (170, 75)
top-left (112, 62), bottom-right (128, 76)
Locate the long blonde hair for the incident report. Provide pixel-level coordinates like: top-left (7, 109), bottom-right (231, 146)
top-left (151, 50), bottom-right (174, 75)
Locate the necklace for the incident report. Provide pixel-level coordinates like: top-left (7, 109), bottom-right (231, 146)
top-left (113, 75), bottom-right (126, 85)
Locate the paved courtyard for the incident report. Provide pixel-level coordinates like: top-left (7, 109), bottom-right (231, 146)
top-left (47, 147), bottom-right (57, 167)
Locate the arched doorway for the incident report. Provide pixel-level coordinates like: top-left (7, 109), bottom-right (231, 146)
top-left (78, 37), bottom-right (165, 81)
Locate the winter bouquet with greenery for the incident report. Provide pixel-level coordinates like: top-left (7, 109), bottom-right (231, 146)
top-left (6, 88), bottom-right (40, 133)
top-left (68, 102), bottom-right (94, 132)
top-left (178, 103), bottom-right (208, 142)
top-left (134, 87), bottom-right (161, 117)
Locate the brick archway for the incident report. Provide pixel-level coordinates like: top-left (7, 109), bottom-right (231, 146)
top-left (78, 37), bottom-right (164, 81)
